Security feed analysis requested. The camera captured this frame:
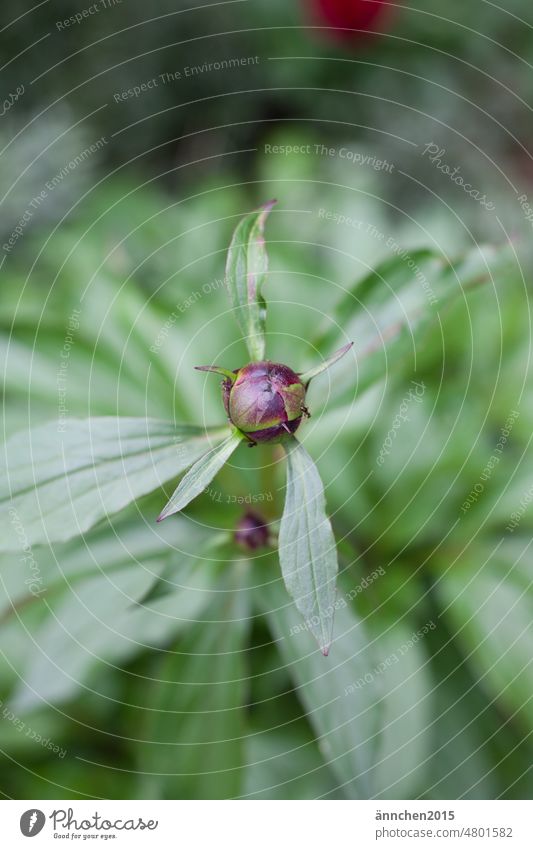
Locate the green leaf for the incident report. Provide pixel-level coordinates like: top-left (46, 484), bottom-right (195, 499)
top-left (258, 570), bottom-right (381, 799)
top-left (0, 418), bottom-right (230, 550)
top-left (436, 540), bottom-right (533, 736)
top-left (367, 617), bottom-right (433, 799)
top-left (279, 437), bottom-right (339, 655)
top-left (157, 430), bottom-right (243, 521)
top-left (313, 248), bottom-right (438, 351)
top-left (0, 509), bottom-right (212, 624)
top-left (137, 563), bottom-right (249, 799)
top-left (314, 245), bottom-right (519, 402)
top-left (422, 626), bottom-right (499, 800)
top-left (10, 564), bottom-right (155, 712)
top-left (9, 549), bottom-right (219, 711)
top-left (299, 342), bottom-right (354, 385)
top-left (423, 699), bottom-right (499, 800)
top-left (1, 273), bottom-right (193, 420)
top-left (224, 200), bottom-right (276, 361)
top-left (243, 726), bottom-right (341, 800)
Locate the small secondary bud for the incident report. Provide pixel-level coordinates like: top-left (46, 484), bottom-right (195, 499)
top-left (235, 510), bottom-right (270, 550)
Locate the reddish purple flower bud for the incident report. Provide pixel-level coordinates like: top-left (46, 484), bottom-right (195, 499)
top-left (196, 345), bottom-right (351, 445)
top-left (306, 0), bottom-right (394, 43)
top-left (225, 361), bottom-right (306, 444)
top-left (195, 361), bottom-right (306, 444)
top-left (235, 510), bottom-right (270, 550)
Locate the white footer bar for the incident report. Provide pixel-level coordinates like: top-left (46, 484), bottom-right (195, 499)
top-left (1, 799), bottom-right (530, 848)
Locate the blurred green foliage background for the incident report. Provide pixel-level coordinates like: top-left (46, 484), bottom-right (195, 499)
top-left (0, 0), bottom-right (532, 799)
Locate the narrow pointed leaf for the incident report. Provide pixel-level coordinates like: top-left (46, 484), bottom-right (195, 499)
top-left (195, 365), bottom-right (236, 381)
top-left (10, 550), bottom-right (219, 711)
top-left (279, 437), bottom-right (339, 654)
top-left (436, 540), bottom-right (533, 736)
top-left (225, 200), bottom-right (276, 361)
top-left (300, 342), bottom-right (354, 385)
top-left (0, 510), bottom-right (212, 624)
top-left (0, 418), bottom-right (230, 550)
top-left (257, 567), bottom-right (380, 798)
top-left (138, 563), bottom-right (249, 799)
top-left (157, 430), bottom-right (243, 521)
top-left (313, 245), bottom-right (520, 404)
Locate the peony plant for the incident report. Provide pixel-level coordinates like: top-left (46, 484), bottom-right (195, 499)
top-left (157, 201), bottom-right (352, 654)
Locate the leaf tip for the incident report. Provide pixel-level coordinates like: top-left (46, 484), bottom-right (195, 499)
top-left (156, 507), bottom-right (174, 523)
top-left (195, 365), bottom-right (236, 381)
top-left (300, 341), bottom-right (355, 385)
top-left (256, 199), bottom-right (277, 226)
top-left (337, 341), bottom-right (354, 356)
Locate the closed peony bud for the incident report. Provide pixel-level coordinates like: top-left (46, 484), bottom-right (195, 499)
top-left (235, 510), bottom-right (270, 550)
top-left (197, 360), bottom-right (307, 445)
top-left (196, 343), bottom-right (352, 445)
top-left (227, 361), bottom-right (306, 444)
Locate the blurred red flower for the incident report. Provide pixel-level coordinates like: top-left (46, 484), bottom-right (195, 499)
top-left (308, 0), bottom-right (394, 41)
